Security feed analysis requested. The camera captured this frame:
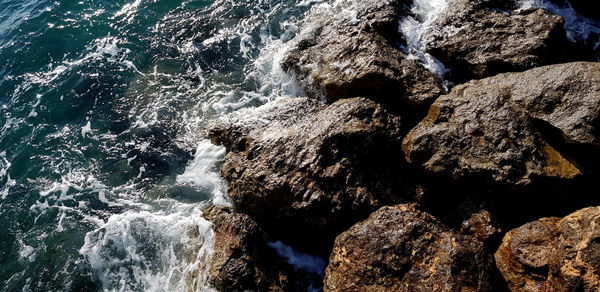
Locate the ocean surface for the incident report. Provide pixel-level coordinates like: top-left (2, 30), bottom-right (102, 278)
top-left (0, 0), bottom-right (598, 291)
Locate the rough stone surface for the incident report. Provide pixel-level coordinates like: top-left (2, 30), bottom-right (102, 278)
top-left (495, 206), bottom-right (600, 292)
top-left (204, 206), bottom-right (290, 291)
top-left (281, 0), bottom-right (443, 111)
top-left (207, 97), bottom-right (408, 252)
top-left (324, 204), bottom-right (497, 291)
top-left (403, 62), bottom-right (600, 186)
top-left (427, 0), bottom-right (572, 80)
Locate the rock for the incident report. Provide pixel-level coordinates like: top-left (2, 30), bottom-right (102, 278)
top-left (281, 0), bottom-right (443, 112)
top-left (207, 97), bottom-right (409, 252)
top-left (324, 204), bottom-right (497, 291)
top-left (495, 206), bottom-right (600, 292)
top-left (403, 62), bottom-right (600, 186)
top-left (203, 206), bottom-right (291, 291)
top-left (426, 0), bottom-right (573, 80)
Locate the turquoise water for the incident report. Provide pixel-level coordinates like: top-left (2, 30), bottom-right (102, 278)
top-left (2, 0), bottom-right (599, 290)
top-left (0, 0), bottom-right (310, 290)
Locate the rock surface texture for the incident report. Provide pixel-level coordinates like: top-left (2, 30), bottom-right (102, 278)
top-left (426, 0), bottom-right (574, 80)
top-left (204, 206), bottom-right (290, 291)
top-left (207, 97), bottom-right (408, 251)
top-left (403, 62), bottom-right (600, 186)
top-left (495, 206), bottom-right (600, 292)
top-left (324, 204), bottom-right (497, 291)
top-left (281, 0), bottom-right (443, 111)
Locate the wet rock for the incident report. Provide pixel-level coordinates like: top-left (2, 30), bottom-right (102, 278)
top-left (203, 206), bottom-right (291, 291)
top-left (403, 62), bottom-right (600, 186)
top-left (427, 0), bottom-right (573, 80)
top-left (207, 97), bottom-right (409, 252)
top-left (281, 0), bottom-right (443, 112)
top-left (495, 206), bottom-right (600, 292)
top-left (324, 204), bottom-right (497, 291)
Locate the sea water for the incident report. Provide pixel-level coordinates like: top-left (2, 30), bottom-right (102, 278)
top-left (1, 0), bottom-right (598, 291)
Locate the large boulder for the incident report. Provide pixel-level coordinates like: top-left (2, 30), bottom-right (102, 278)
top-left (207, 97), bottom-right (409, 252)
top-left (281, 0), bottom-right (443, 112)
top-left (324, 204), bottom-right (498, 291)
top-left (495, 206), bottom-right (600, 292)
top-left (426, 0), bottom-right (574, 80)
top-left (203, 206), bottom-right (291, 291)
top-left (403, 62), bottom-right (600, 187)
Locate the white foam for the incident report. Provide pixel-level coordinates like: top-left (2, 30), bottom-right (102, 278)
top-left (0, 152), bottom-right (15, 200)
top-left (114, 0), bottom-right (143, 24)
top-left (399, 0), bottom-right (450, 77)
top-left (519, 0), bottom-right (600, 46)
top-left (19, 243), bottom-right (36, 262)
top-left (81, 120), bottom-right (93, 138)
top-left (79, 205), bottom-right (216, 292)
top-left (176, 140), bottom-right (230, 206)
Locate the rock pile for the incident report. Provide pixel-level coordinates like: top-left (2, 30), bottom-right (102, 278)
top-left (199, 0), bottom-right (600, 290)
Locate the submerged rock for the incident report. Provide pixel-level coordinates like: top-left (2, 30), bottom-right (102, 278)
top-left (203, 206), bottom-right (291, 291)
top-left (427, 0), bottom-right (574, 80)
top-left (207, 97), bottom-right (409, 252)
top-left (403, 62), bottom-right (600, 186)
top-left (281, 0), bottom-right (443, 111)
top-left (324, 204), bottom-right (497, 291)
top-left (495, 206), bottom-right (600, 292)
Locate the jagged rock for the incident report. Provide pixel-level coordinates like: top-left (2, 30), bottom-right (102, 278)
top-left (324, 204), bottom-right (497, 291)
top-left (495, 206), bottom-right (600, 292)
top-left (203, 206), bottom-right (291, 291)
top-left (207, 97), bottom-right (409, 252)
top-left (281, 0), bottom-right (443, 112)
top-left (403, 62), bottom-right (600, 186)
top-left (426, 0), bottom-right (573, 80)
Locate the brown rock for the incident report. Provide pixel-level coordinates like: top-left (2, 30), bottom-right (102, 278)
top-left (324, 204), bottom-right (497, 291)
top-left (403, 62), bottom-right (600, 186)
top-left (281, 0), bottom-right (443, 111)
top-left (204, 206), bottom-right (291, 291)
top-left (207, 97), bottom-right (409, 252)
top-left (495, 206), bottom-right (600, 292)
top-left (426, 0), bottom-right (572, 80)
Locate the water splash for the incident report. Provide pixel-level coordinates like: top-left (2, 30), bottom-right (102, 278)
top-left (176, 140), bottom-right (229, 206)
top-left (79, 205), bottom-right (216, 292)
top-left (267, 241), bottom-right (326, 275)
top-left (399, 0), bottom-right (450, 77)
top-left (519, 0), bottom-right (600, 49)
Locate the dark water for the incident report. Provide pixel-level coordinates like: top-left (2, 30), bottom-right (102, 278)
top-left (0, 0), bottom-right (310, 290)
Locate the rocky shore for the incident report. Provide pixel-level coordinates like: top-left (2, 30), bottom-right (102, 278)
top-left (198, 0), bottom-right (600, 290)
